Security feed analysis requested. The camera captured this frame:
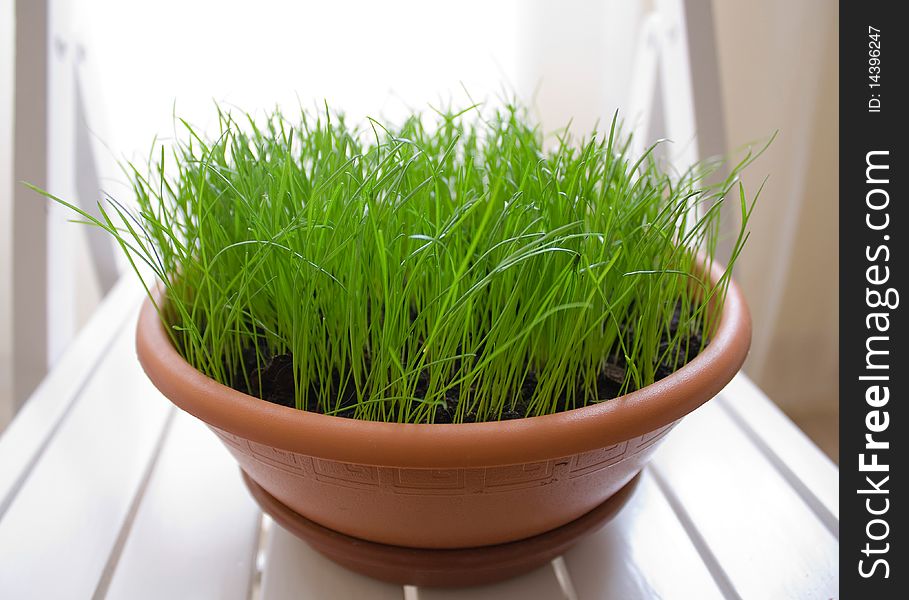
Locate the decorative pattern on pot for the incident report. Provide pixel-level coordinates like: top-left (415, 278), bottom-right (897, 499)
top-left (209, 421), bottom-right (678, 548)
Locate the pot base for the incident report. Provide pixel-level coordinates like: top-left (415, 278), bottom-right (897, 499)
top-left (243, 471), bottom-right (640, 588)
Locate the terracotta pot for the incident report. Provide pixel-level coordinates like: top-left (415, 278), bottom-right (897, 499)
top-left (136, 260), bottom-right (750, 571)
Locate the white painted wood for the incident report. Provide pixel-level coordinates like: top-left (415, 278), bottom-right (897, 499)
top-left (678, 0), bottom-right (737, 263)
top-left (718, 374), bottom-right (839, 531)
top-left (625, 0), bottom-right (729, 245)
top-left (627, 2), bottom-right (719, 174)
top-left (73, 60), bottom-right (121, 293)
top-left (9, 0), bottom-right (120, 416)
top-left (47, 0), bottom-right (78, 366)
top-left (260, 522), bottom-right (404, 600)
top-left (0, 318), bottom-right (173, 598)
top-left (104, 411), bottom-right (262, 600)
top-left (562, 470), bottom-right (726, 600)
top-left (0, 276), bottom-right (142, 518)
top-left (650, 398), bottom-right (838, 599)
top-left (654, 0), bottom-right (700, 173)
top-left (415, 562), bottom-right (568, 600)
top-left (550, 557), bottom-right (579, 600)
top-left (625, 12), bottom-right (662, 160)
top-left (678, 0), bottom-right (727, 165)
top-left (46, 1), bottom-right (120, 367)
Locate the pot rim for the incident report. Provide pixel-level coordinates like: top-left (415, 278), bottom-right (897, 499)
top-left (136, 259), bottom-right (751, 468)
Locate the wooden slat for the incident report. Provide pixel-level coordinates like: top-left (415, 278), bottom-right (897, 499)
top-left (414, 563), bottom-right (569, 600)
top-left (0, 277), bottom-right (141, 517)
top-left (562, 470), bottom-right (726, 600)
top-left (103, 411), bottom-right (262, 600)
top-left (718, 374), bottom-right (838, 531)
top-left (654, 0), bottom-right (701, 172)
top-left (649, 398), bottom-right (838, 599)
top-left (625, 12), bottom-right (661, 158)
top-left (0, 318), bottom-right (173, 598)
top-left (260, 520), bottom-right (404, 600)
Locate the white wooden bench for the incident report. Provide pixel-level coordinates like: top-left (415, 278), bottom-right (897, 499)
top-left (0, 276), bottom-right (838, 599)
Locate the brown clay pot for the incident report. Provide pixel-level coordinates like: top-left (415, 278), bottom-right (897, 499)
top-left (136, 260), bottom-right (750, 577)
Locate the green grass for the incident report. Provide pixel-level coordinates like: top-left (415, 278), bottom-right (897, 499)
top-left (35, 102), bottom-right (764, 423)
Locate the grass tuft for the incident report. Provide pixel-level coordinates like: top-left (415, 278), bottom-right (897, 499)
top-left (35, 102), bottom-right (765, 423)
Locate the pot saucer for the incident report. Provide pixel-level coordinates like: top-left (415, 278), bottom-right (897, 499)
top-left (242, 471), bottom-right (640, 588)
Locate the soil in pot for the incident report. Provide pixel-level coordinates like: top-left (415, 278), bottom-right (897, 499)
top-left (219, 302), bottom-right (703, 423)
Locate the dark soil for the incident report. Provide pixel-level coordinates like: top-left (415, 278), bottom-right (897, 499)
top-left (224, 304), bottom-right (703, 422)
